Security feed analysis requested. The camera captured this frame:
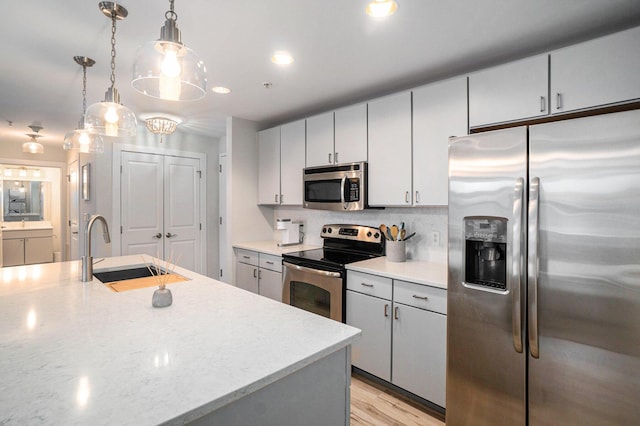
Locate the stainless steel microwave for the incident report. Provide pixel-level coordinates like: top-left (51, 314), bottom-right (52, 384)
top-left (303, 162), bottom-right (367, 211)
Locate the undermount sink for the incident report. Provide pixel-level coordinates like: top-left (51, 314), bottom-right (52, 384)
top-left (93, 266), bottom-right (163, 283)
top-left (93, 265), bottom-right (188, 293)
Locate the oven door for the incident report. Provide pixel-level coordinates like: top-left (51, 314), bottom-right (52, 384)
top-left (283, 261), bottom-right (344, 322)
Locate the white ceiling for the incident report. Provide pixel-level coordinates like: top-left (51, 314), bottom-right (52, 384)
top-left (1, 0), bottom-right (639, 148)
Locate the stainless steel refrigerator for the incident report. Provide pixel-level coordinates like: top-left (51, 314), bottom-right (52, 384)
top-left (447, 109), bottom-right (640, 425)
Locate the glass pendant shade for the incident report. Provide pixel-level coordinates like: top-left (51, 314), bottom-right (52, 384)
top-left (132, 2), bottom-right (207, 101)
top-left (132, 40), bottom-right (207, 101)
top-left (23, 141), bottom-right (44, 154)
top-left (84, 89), bottom-right (137, 137)
top-left (63, 128), bottom-right (104, 153)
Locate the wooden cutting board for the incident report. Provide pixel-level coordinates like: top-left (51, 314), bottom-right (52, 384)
top-left (106, 273), bottom-right (188, 293)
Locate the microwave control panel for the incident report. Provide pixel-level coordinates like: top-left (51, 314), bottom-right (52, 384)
top-left (347, 178), bottom-right (360, 201)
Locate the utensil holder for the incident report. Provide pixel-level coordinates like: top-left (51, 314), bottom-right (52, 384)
top-left (386, 240), bottom-right (406, 262)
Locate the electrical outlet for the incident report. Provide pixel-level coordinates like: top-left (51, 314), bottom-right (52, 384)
top-left (431, 231), bottom-right (440, 246)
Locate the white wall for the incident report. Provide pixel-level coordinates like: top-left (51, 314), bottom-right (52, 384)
top-left (224, 117), bottom-right (275, 284)
top-left (274, 206), bottom-right (448, 264)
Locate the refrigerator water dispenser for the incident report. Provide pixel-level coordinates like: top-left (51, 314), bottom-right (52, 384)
top-left (464, 217), bottom-right (507, 290)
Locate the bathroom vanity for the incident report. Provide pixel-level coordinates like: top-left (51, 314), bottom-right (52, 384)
top-left (2, 222), bottom-right (53, 266)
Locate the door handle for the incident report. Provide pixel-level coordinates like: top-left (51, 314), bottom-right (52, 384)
top-left (328, 153), bottom-right (332, 164)
top-left (394, 306), bottom-right (399, 320)
top-left (283, 261), bottom-right (342, 278)
top-left (384, 304), bottom-right (389, 317)
top-left (153, 233), bottom-right (162, 239)
top-left (528, 177), bottom-right (541, 358)
top-left (166, 232), bottom-right (177, 238)
top-left (512, 178), bottom-right (524, 353)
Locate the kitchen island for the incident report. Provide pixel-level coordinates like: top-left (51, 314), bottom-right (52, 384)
top-left (0, 256), bottom-right (360, 425)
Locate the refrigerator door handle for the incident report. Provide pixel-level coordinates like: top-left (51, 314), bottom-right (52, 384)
top-left (528, 177), bottom-right (541, 358)
top-left (512, 177), bottom-right (524, 353)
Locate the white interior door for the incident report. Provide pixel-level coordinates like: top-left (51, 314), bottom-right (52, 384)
top-left (120, 151), bottom-right (202, 273)
top-left (121, 151), bottom-right (164, 259)
top-left (164, 155), bottom-right (201, 272)
top-left (68, 158), bottom-right (80, 260)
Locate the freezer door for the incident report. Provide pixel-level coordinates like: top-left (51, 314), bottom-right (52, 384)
top-left (447, 127), bottom-right (527, 426)
top-left (528, 110), bottom-right (640, 425)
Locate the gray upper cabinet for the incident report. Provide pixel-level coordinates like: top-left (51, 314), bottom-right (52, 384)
top-left (334, 103), bottom-right (367, 165)
top-left (413, 77), bottom-right (468, 206)
top-left (280, 120), bottom-right (306, 205)
top-left (550, 26), bottom-right (640, 113)
top-left (306, 112), bottom-right (334, 168)
top-left (469, 54), bottom-right (549, 128)
top-left (257, 127), bottom-right (281, 205)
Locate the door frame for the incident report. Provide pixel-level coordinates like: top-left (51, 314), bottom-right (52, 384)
top-left (112, 143), bottom-right (207, 275)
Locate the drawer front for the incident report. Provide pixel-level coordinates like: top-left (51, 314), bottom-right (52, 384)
top-left (236, 249), bottom-right (258, 266)
top-left (393, 280), bottom-right (447, 315)
top-left (259, 253), bottom-right (282, 273)
top-left (347, 270), bottom-right (392, 300)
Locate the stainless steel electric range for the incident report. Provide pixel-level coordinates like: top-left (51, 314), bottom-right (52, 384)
top-left (282, 224), bottom-right (385, 322)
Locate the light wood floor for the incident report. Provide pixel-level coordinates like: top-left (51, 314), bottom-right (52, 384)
top-left (350, 374), bottom-right (445, 426)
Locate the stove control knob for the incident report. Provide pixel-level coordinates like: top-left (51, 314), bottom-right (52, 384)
top-left (327, 228), bottom-right (332, 233)
top-left (322, 227), bottom-right (327, 233)
top-left (367, 231), bottom-right (372, 237)
top-left (374, 232), bottom-right (380, 238)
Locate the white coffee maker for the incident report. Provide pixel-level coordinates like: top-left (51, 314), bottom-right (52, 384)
top-left (275, 218), bottom-right (303, 247)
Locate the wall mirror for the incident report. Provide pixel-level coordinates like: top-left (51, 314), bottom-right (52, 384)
top-left (3, 180), bottom-right (46, 221)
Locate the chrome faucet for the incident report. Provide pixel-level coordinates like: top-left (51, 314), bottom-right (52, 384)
top-left (82, 215), bottom-right (111, 282)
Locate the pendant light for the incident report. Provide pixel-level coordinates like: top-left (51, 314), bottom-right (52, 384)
top-left (132, 0), bottom-right (207, 101)
top-left (84, 2), bottom-right (137, 137)
top-left (366, 0), bottom-right (398, 18)
top-left (23, 124), bottom-right (44, 154)
top-left (64, 56), bottom-right (104, 153)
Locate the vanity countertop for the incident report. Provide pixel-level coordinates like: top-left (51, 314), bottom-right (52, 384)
top-left (2, 221), bottom-right (53, 231)
top-left (0, 255), bottom-right (359, 425)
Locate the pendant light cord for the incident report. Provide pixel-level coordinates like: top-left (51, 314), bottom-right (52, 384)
top-left (110, 12), bottom-right (117, 91)
top-left (82, 62), bottom-right (88, 121)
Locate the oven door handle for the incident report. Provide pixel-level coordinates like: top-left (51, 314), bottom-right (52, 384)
top-left (283, 261), bottom-right (342, 278)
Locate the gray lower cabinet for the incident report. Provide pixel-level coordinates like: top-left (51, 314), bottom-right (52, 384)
top-left (235, 249), bottom-right (283, 302)
top-left (346, 270), bottom-right (447, 407)
top-left (2, 228), bottom-right (53, 267)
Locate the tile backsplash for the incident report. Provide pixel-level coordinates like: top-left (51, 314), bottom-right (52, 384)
top-left (274, 206), bottom-right (448, 264)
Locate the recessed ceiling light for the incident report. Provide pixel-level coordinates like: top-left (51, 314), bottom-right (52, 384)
top-left (211, 86), bottom-right (232, 94)
top-left (366, 0), bottom-right (398, 18)
top-left (271, 51), bottom-right (294, 65)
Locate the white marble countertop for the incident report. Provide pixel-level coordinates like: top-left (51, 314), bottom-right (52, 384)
top-left (233, 240), bottom-right (320, 256)
top-left (346, 257), bottom-right (448, 289)
top-left (0, 256), bottom-right (360, 425)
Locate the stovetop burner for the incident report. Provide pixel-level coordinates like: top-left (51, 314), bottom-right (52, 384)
top-left (283, 224), bottom-right (385, 270)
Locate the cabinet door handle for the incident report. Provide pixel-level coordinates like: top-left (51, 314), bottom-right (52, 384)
top-left (335, 152), bottom-right (339, 163)
top-left (266, 261), bottom-right (274, 265)
top-left (166, 233), bottom-right (176, 238)
top-left (258, 270), bottom-right (262, 280)
top-left (275, 194), bottom-right (279, 203)
top-left (415, 191), bottom-right (420, 204)
top-left (360, 283), bottom-right (374, 288)
top-left (405, 191), bottom-right (410, 203)
top-left (412, 295), bottom-right (429, 300)
top-left (540, 96), bottom-right (546, 113)
top-left (253, 268), bottom-right (257, 278)
top-left (328, 153), bottom-right (332, 164)
top-left (394, 306), bottom-right (399, 320)
top-left (384, 304), bottom-right (389, 317)
top-left (556, 93), bottom-right (563, 110)
top-left (153, 233), bottom-right (162, 239)
top-left (243, 255), bottom-right (251, 259)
